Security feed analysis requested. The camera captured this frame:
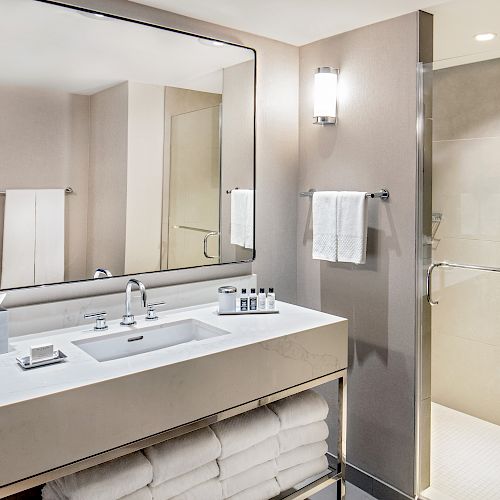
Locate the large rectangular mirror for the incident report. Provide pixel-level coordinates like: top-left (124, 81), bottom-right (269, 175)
top-left (0, 0), bottom-right (255, 290)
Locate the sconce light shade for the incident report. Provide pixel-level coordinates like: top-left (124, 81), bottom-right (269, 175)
top-left (313, 67), bottom-right (338, 125)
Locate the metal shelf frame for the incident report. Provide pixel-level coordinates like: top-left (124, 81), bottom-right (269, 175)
top-left (0, 369), bottom-right (347, 499)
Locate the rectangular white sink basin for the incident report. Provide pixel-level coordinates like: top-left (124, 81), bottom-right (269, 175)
top-left (73, 319), bottom-right (230, 362)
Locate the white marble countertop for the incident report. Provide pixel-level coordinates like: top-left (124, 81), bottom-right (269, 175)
top-left (0, 301), bottom-right (346, 407)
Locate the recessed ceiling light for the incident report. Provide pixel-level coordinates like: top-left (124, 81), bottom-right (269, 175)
top-left (198, 38), bottom-right (225, 48)
top-left (79, 12), bottom-right (110, 21)
top-left (474, 32), bottom-right (497, 42)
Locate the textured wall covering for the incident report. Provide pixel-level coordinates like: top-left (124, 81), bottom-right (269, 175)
top-left (297, 13), bottom-right (420, 496)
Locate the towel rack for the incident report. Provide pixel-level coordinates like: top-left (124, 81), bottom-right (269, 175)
top-left (299, 188), bottom-right (389, 200)
top-left (226, 187), bottom-right (239, 194)
top-left (0, 187), bottom-right (73, 195)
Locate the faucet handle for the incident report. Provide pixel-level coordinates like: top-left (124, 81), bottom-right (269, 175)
top-left (84, 311), bottom-right (108, 331)
top-left (145, 302), bottom-right (165, 321)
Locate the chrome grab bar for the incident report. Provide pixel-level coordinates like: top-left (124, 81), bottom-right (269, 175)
top-left (203, 231), bottom-right (219, 259)
top-left (427, 261), bottom-right (500, 305)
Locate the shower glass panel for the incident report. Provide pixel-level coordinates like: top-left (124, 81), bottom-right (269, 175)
top-left (419, 52), bottom-right (500, 500)
top-left (164, 105), bottom-right (221, 269)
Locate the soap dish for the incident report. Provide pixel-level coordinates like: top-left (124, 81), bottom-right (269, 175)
top-left (16, 350), bottom-right (67, 370)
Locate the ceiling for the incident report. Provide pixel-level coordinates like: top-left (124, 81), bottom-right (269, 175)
top-left (133, 0), bottom-right (449, 46)
top-left (0, 0), bottom-right (253, 95)
top-left (427, 0), bottom-right (500, 65)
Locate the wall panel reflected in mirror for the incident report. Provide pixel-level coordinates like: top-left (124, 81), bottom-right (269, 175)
top-left (0, 0), bottom-right (255, 290)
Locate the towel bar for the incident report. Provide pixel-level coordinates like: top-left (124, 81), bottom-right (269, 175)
top-left (299, 188), bottom-right (389, 200)
top-left (0, 187), bottom-right (73, 195)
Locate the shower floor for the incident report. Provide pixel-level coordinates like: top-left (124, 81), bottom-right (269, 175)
top-left (421, 403), bottom-right (500, 500)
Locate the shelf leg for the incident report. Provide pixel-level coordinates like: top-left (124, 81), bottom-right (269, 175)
top-left (337, 371), bottom-right (347, 499)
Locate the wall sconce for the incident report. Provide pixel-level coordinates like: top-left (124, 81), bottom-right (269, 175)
top-left (313, 67), bottom-right (339, 125)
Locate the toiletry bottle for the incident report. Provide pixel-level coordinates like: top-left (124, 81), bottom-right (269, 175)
top-left (240, 288), bottom-right (249, 312)
top-left (249, 288), bottom-right (258, 311)
top-left (258, 288), bottom-right (267, 310)
top-left (267, 288), bottom-right (276, 310)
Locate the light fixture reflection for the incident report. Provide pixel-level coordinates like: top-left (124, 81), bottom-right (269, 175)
top-left (313, 67), bottom-right (338, 125)
top-left (474, 32), bottom-right (497, 42)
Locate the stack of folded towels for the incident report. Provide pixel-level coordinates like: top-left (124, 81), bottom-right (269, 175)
top-left (268, 390), bottom-right (330, 493)
top-left (211, 406), bottom-right (281, 500)
top-left (42, 451), bottom-right (154, 500)
top-left (42, 391), bottom-right (330, 500)
top-left (144, 427), bottom-right (222, 500)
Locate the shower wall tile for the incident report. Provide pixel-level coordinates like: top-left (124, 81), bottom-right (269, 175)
top-left (433, 58), bottom-right (500, 141)
top-left (432, 333), bottom-right (500, 426)
top-left (432, 58), bottom-right (500, 426)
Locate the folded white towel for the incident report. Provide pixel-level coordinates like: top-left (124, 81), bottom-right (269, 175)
top-left (218, 437), bottom-right (279, 479)
top-left (277, 456), bottom-right (329, 492)
top-left (211, 406), bottom-right (280, 459)
top-left (149, 461), bottom-right (219, 499)
top-left (278, 420), bottom-right (329, 453)
top-left (227, 479), bottom-right (280, 500)
top-left (168, 479), bottom-right (222, 500)
top-left (277, 441), bottom-right (328, 471)
top-left (230, 189), bottom-right (254, 249)
top-left (144, 427), bottom-right (221, 486)
top-left (268, 390), bottom-right (329, 430)
top-left (312, 191), bottom-right (338, 262)
top-left (53, 452), bottom-right (153, 500)
top-left (336, 191), bottom-right (368, 264)
top-left (122, 487), bottom-right (153, 500)
top-left (221, 460), bottom-right (278, 499)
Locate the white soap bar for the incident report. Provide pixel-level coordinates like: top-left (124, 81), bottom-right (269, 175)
top-left (30, 343), bottom-right (55, 363)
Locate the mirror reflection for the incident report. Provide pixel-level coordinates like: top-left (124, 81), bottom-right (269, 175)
top-left (0, 0), bottom-right (255, 290)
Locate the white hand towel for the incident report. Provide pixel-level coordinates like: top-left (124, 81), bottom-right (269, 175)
top-left (149, 461), bottom-right (219, 499)
top-left (268, 390), bottom-right (329, 430)
top-left (221, 460), bottom-right (278, 499)
top-left (42, 482), bottom-right (64, 500)
top-left (121, 487), bottom-right (153, 500)
top-left (277, 420), bottom-right (329, 453)
top-left (54, 452), bottom-right (153, 500)
top-left (211, 406), bottom-right (280, 459)
top-left (277, 455), bottom-right (329, 492)
top-left (230, 189), bottom-right (254, 250)
top-left (277, 440), bottom-right (328, 471)
top-left (34, 189), bottom-right (65, 285)
top-left (168, 479), bottom-right (222, 500)
top-left (218, 437), bottom-right (279, 479)
top-left (1, 190), bottom-right (36, 288)
top-left (312, 191), bottom-right (338, 262)
top-left (227, 479), bottom-right (280, 500)
top-left (336, 191), bottom-right (368, 264)
top-left (144, 427), bottom-right (221, 486)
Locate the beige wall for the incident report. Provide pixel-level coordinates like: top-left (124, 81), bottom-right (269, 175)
top-left (0, 86), bottom-right (90, 283)
top-left (297, 13), bottom-right (421, 495)
top-left (432, 58), bottom-right (500, 425)
top-left (125, 82), bottom-right (165, 275)
top-left (88, 83), bottom-right (128, 277)
top-left (220, 61), bottom-right (255, 263)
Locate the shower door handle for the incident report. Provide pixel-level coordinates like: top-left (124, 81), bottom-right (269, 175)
top-left (427, 261), bottom-right (500, 306)
top-left (203, 231), bottom-right (219, 259)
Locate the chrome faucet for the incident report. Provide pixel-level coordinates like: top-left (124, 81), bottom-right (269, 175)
top-left (93, 268), bottom-right (112, 279)
top-left (120, 279), bottom-right (147, 326)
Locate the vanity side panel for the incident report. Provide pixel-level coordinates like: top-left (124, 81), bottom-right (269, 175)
top-left (0, 322), bottom-right (347, 486)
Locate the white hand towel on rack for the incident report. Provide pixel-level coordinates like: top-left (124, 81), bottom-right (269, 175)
top-left (312, 191), bottom-right (338, 262)
top-left (1, 190), bottom-right (36, 289)
top-left (168, 478), bottom-right (222, 500)
top-left (35, 189), bottom-right (65, 285)
top-left (336, 191), bottom-right (368, 264)
top-left (230, 189), bottom-right (253, 250)
top-left (221, 459), bottom-right (278, 498)
top-left (226, 478), bottom-right (280, 500)
top-left (276, 440), bottom-right (328, 471)
top-left (277, 455), bottom-right (329, 492)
